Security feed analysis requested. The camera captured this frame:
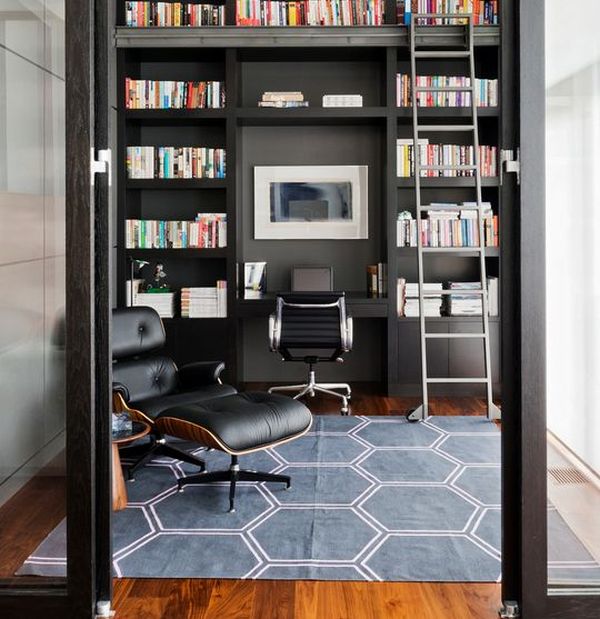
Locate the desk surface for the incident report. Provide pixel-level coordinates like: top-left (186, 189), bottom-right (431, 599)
top-left (236, 292), bottom-right (389, 318)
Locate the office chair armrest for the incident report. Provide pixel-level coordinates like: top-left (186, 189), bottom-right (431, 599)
top-left (179, 361), bottom-right (226, 388)
top-left (344, 314), bottom-right (353, 352)
top-left (269, 311), bottom-right (281, 352)
top-left (113, 382), bottom-right (131, 403)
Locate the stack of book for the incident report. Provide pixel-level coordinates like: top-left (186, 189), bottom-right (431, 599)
top-left (322, 94), bottom-right (363, 108)
top-left (181, 282), bottom-right (227, 318)
top-left (396, 139), bottom-right (497, 177)
top-left (237, 0), bottom-right (384, 26)
top-left (134, 291), bottom-right (176, 318)
top-left (126, 146), bottom-right (226, 179)
top-left (367, 263), bottom-right (387, 298)
top-left (396, 75), bottom-right (498, 108)
top-left (396, 203), bottom-right (499, 248)
top-left (126, 214), bottom-right (227, 249)
top-left (444, 277), bottom-right (499, 316)
top-left (125, 79), bottom-right (225, 109)
top-left (258, 92), bottom-right (308, 108)
top-left (125, 2), bottom-right (226, 26)
top-left (397, 1), bottom-right (499, 26)
top-left (397, 279), bottom-right (443, 317)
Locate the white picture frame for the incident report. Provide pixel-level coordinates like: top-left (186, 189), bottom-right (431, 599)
top-left (254, 165), bottom-right (368, 240)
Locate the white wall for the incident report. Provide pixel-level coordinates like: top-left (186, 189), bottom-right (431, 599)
top-left (545, 2), bottom-right (600, 474)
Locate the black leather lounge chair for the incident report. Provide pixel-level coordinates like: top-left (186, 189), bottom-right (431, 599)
top-left (112, 307), bottom-right (312, 511)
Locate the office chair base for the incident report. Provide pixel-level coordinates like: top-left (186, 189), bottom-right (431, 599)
top-left (269, 370), bottom-right (351, 415)
top-left (124, 436), bottom-right (206, 481)
top-left (177, 455), bottom-right (291, 512)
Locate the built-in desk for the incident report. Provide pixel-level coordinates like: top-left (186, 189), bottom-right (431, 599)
top-left (236, 292), bottom-right (389, 319)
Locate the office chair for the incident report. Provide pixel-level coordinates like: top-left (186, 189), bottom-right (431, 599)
top-left (268, 292), bottom-right (353, 415)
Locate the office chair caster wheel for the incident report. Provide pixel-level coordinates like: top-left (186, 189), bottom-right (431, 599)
top-left (406, 409), bottom-right (420, 423)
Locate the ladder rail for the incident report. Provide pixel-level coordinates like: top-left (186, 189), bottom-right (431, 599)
top-left (408, 14), bottom-right (500, 421)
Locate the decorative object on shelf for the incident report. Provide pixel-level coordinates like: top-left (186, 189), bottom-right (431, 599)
top-left (254, 165), bottom-right (368, 240)
top-left (258, 91), bottom-right (309, 108)
top-left (148, 262), bottom-right (171, 291)
top-left (241, 262), bottom-right (267, 299)
top-left (125, 1), bottom-right (226, 27)
top-left (125, 78), bottom-right (225, 109)
top-left (127, 258), bottom-right (149, 307)
top-left (237, 0), bottom-right (384, 26)
top-left (322, 94), bottom-right (363, 108)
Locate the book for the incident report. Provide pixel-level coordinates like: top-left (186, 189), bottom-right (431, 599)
top-left (322, 94), bottom-right (363, 108)
top-left (367, 263), bottom-right (387, 298)
top-left (397, 279), bottom-right (443, 317)
top-left (258, 101), bottom-right (309, 108)
top-left (181, 282), bottom-right (227, 318)
top-left (134, 291), bottom-right (176, 318)
top-left (125, 79), bottom-right (225, 109)
top-left (396, 74), bottom-right (498, 108)
top-left (262, 92), bottom-right (304, 102)
top-left (397, 1), bottom-right (499, 26)
top-left (126, 146), bottom-right (226, 179)
top-left (125, 2), bottom-right (226, 27)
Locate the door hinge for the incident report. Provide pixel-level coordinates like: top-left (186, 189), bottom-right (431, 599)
top-left (91, 148), bottom-right (112, 186)
top-left (499, 601), bottom-right (520, 618)
top-left (500, 148), bottom-right (520, 185)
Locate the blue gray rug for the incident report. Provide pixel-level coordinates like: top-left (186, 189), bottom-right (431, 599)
top-left (17, 415), bottom-right (600, 582)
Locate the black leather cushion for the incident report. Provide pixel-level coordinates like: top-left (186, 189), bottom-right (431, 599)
top-left (156, 392), bottom-right (312, 453)
top-left (113, 356), bottom-right (179, 404)
top-left (113, 307), bottom-right (166, 359)
top-left (132, 383), bottom-right (237, 420)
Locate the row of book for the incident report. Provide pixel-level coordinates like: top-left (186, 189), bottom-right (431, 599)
top-left (236, 0), bottom-right (384, 26)
top-left (125, 215), bottom-right (227, 249)
top-left (397, 276), bottom-right (499, 317)
top-left (125, 2), bottom-right (225, 27)
top-left (126, 146), bottom-right (226, 179)
top-left (396, 75), bottom-right (498, 108)
top-left (367, 263), bottom-right (388, 297)
top-left (398, 1), bottom-right (499, 25)
top-left (396, 140), bottom-right (497, 177)
top-left (125, 79), bottom-right (225, 110)
top-left (181, 284), bottom-right (227, 318)
top-left (397, 204), bottom-right (499, 247)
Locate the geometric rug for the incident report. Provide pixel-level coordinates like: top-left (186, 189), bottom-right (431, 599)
top-left (17, 415), bottom-right (597, 582)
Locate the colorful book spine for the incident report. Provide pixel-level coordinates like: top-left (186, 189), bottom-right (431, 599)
top-left (125, 2), bottom-right (226, 27)
top-left (125, 79), bottom-right (225, 109)
top-left (396, 74), bottom-right (498, 108)
top-left (126, 146), bottom-right (226, 179)
top-left (397, 1), bottom-right (499, 26)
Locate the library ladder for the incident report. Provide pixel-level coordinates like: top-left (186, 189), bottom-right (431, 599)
top-left (407, 13), bottom-right (501, 422)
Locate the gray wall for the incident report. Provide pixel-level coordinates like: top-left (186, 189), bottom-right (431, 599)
top-left (0, 0), bottom-right (65, 505)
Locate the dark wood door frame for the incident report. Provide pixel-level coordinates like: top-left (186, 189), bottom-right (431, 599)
top-left (515, 1), bottom-right (600, 617)
top-left (0, 0), bottom-right (110, 617)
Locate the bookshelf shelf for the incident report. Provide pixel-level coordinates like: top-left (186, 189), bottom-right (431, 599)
top-left (125, 179), bottom-right (228, 189)
top-left (124, 109), bottom-right (228, 122)
top-left (398, 316), bottom-right (501, 323)
top-left (397, 247), bottom-right (500, 258)
top-left (236, 106), bottom-right (388, 125)
top-left (115, 25), bottom-right (500, 49)
top-left (125, 248), bottom-right (228, 258)
top-left (396, 107), bottom-right (500, 118)
top-left (396, 177), bottom-right (500, 188)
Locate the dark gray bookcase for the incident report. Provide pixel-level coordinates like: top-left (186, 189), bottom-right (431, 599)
top-left (115, 2), bottom-right (512, 396)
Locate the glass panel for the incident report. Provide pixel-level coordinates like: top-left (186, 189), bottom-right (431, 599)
top-left (545, 0), bottom-right (600, 592)
top-left (0, 0), bottom-right (66, 581)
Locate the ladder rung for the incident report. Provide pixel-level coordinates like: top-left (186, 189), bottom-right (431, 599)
top-left (417, 125), bottom-right (475, 132)
top-left (422, 290), bottom-right (485, 296)
top-left (422, 247), bottom-right (483, 253)
top-left (420, 165), bottom-right (477, 171)
top-left (415, 86), bottom-right (473, 92)
top-left (426, 378), bottom-right (489, 384)
top-left (414, 51), bottom-right (471, 59)
top-left (425, 333), bottom-right (486, 339)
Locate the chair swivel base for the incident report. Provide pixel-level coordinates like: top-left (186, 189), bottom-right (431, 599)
top-left (268, 368), bottom-right (352, 415)
top-left (122, 436), bottom-right (206, 481)
top-left (177, 455), bottom-right (291, 513)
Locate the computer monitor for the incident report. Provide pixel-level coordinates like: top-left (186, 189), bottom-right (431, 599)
top-left (291, 266), bottom-right (333, 292)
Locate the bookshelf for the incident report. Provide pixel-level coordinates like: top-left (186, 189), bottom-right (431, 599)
top-left (114, 3), bottom-right (510, 395)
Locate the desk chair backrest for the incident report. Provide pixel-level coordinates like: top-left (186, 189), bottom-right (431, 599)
top-left (112, 307), bottom-right (178, 403)
top-left (270, 292), bottom-right (352, 362)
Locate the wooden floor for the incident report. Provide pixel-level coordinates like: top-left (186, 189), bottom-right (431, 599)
top-left (0, 387), bottom-right (501, 618)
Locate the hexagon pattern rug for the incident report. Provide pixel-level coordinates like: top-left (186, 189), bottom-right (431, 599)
top-left (17, 416), bottom-right (600, 582)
